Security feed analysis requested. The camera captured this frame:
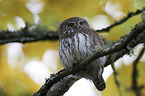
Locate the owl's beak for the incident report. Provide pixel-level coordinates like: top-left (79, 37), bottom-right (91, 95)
top-left (77, 25), bottom-right (80, 29)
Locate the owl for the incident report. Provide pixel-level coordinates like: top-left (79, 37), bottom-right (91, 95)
top-left (58, 17), bottom-right (106, 91)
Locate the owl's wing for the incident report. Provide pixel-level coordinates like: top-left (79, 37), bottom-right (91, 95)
top-left (92, 30), bottom-right (104, 50)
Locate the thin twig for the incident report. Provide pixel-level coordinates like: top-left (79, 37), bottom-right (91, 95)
top-left (111, 63), bottom-right (122, 96)
top-left (132, 44), bottom-right (145, 96)
top-left (96, 7), bottom-right (145, 32)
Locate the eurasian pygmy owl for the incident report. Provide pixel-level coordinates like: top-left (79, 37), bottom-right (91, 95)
top-left (59, 17), bottom-right (106, 91)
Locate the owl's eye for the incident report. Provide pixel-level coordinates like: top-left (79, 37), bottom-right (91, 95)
top-left (79, 21), bottom-right (84, 25)
top-left (68, 23), bottom-right (75, 27)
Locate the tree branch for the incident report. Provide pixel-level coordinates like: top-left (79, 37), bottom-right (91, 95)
top-left (46, 74), bottom-right (80, 96)
top-left (0, 24), bottom-right (59, 45)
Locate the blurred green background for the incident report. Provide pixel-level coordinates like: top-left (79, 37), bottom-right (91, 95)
top-left (0, 0), bottom-right (145, 96)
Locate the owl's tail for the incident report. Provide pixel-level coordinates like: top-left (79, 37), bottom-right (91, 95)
top-left (92, 75), bottom-right (106, 91)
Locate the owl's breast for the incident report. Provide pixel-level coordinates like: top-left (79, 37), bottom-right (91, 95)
top-left (73, 33), bottom-right (94, 58)
top-left (59, 33), bottom-right (95, 68)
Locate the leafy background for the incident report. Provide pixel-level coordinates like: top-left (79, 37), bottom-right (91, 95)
top-left (0, 0), bottom-right (145, 96)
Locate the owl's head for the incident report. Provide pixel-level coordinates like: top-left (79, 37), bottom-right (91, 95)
top-left (58, 17), bottom-right (90, 38)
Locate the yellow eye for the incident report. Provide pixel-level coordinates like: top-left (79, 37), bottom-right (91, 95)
top-left (79, 21), bottom-right (84, 25)
top-left (68, 23), bottom-right (74, 27)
